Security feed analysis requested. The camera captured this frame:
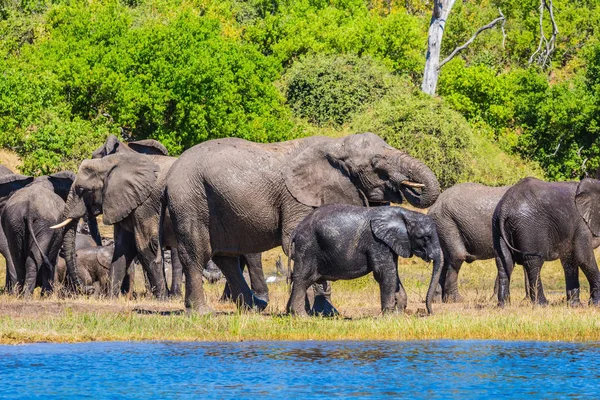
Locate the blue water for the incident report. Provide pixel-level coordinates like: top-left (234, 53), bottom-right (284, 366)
top-left (0, 340), bottom-right (598, 398)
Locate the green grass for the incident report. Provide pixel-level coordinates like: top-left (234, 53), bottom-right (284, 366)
top-left (2, 249), bottom-right (600, 343)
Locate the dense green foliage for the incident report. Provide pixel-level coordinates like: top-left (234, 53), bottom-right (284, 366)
top-left (1, 0), bottom-right (598, 183)
top-left (281, 54), bottom-right (395, 126)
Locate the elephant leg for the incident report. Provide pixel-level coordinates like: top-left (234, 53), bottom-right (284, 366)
top-left (495, 246), bottom-right (514, 307)
top-left (577, 251), bottom-right (600, 306)
top-left (396, 275), bottom-right (408, 312)
top-left (286, 257), bottom-right (311, 317)
top-left (0, 228), bottom-right (16, 293)
top-left (22, 254), bottom-right (38, 297)
top-left (245, 253), bottom-right (269, 303)
top-left (169, 248), bottom-right (183, 298)
top-left (374, 266), bottom-right (401, 314)
top-left (561, 255), bottom-right (581, 306)
top-left (442, 259), bottom-right (464, 303)
top-left (213, 255), bottom-right (267, 311)
top-left (310, 281), bottom-right (339, 317)
top-left (109, 226), bottom-right (137, 298)
top-left (523, 256), bottom-right (547, 305)
top-left (220, 258), bottom-right (242, 302)
top-left (136, 246), bottom-right (168, 300)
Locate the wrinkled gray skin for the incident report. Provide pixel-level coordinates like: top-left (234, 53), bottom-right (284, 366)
top-left (0, 165), bottom-right (17, 291)
top-left (287, 205), bottom-right (443, 316)
top-left (164, 133), bottom-right (440, 314)
top-left (59, 135), bottom-right (268, 300)
top-left (493, 177), bottom-right (600, 306)
top-left (55, 233), bottom-right (133, 295)
top-left (0, 172), bottom-right (75, 295)
top-left (428, 183), bottom-right (510, 302)
top-left (59, 149), bottom-right (175, 299)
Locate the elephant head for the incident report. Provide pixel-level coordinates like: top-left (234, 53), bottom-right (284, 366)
top-left (282, 133), bottom-right (440, 209)
top-left (576, 178), bottom-right (600, 236)
top-left (370, 207), bottom-right (444, 314)
top-left (92, 134), bottom-right (169, 159)
top-left (52, 153), bottom-right (159, 291)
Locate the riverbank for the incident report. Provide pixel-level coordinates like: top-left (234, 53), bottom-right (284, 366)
top-left (1, 250), bottom-right (599, 344)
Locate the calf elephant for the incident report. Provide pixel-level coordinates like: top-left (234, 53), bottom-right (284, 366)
top-left (493, 177), bottom-right (600, 306)
top-left (164, 132), bottom-right (440, 313)
top-left (1, 172), bottom-right (77, 295)
top-left (56, 245), bottom-right (114, 295)
top-left (286, 205), bottom-right (443, 316)
top-left (428, 183), bottom-right (510, 302)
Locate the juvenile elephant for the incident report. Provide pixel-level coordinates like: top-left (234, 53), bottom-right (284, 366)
top-left (286, 205), bottom-right (443, 316)
top-left (428, 183), bottom-right (510, 302)
top-left (493, 177), bottom-right (600, 306)
top-left (56, 245), bottom-right (116, 295)
top-left (164, 133), bottom-right (440, 313)
top-left (1, 172), bottom-right (76, 295)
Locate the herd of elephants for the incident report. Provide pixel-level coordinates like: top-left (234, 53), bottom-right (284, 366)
top-left (1, 132), bottom-right (600, 317)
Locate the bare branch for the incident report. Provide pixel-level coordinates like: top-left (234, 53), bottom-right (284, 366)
top-left (438, 11), bottom-right (506, 69)
top-left (529, 0), bottom-right (559, 68)
top-left (499, 8), bottom-right (506, 48)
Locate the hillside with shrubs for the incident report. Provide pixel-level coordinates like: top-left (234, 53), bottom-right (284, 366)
top-left (2, 0), bottom-right (599, 186)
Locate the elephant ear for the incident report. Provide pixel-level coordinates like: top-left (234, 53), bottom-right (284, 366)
top-left (128, 139), bottom-right (169, 156)
top-left (370, 210), bottom-right (411, 258)
top-left (576, 178), bottom-right (600, 236)
top-left (92, 135), bottom-right (121, 159)
top-left (282, 138), bottom-right (363, 207)
top-left (102, 155), bottom-right (159, 225)
top-left (96, 247), bottom-right (113, 269)
top-left (47, 171), bottom-right (76, 201)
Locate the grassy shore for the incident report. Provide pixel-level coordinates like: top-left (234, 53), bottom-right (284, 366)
top-left (2, 248), bottom-right (600, 344)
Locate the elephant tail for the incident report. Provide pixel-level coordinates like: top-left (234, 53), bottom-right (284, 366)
top-left (27, 217), bottom-right (53, 273)
top-left (287, 239), bottom-right (295, 287)
top-left (497, 215), bottom-right (542, 258)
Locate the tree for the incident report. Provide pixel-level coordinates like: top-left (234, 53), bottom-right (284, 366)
top-left (421, 0), bottom-right (505, 95)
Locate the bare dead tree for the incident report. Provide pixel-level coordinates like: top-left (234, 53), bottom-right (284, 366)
top-left (529, 0), bottom-right (559, 68)
top-left (421, 2), bottom-right (506, 95)
top-left (439, 10), bottom-right (506, 69)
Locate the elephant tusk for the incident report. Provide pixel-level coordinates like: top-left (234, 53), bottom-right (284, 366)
top-left (401, 180), bottom-right (425, 188)
top-left (50, 218), bottom-right (73, 229)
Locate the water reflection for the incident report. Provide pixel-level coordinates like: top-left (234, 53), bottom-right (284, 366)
top-left (0, 340), bottom-right (598, 399)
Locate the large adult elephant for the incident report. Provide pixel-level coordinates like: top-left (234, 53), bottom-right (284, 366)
top-left (428, 183), bottom-right (510, 302)
top-left (493, 177), bottom-right (600, 306)
top-left (54, 135), bottom-right (269, 300)
top-left (163, 133), bottom-right (441, 313)
top-left (1, 172), bottom-right (76, 295)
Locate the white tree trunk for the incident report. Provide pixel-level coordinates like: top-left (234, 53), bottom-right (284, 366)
top-left (421, 0), bottom-right (456, 95)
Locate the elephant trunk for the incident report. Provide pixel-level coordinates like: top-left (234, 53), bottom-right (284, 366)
top-left (63, 218), bottom-right (83, 291)
top-left (397, 154), bottom-right (441, 209)
top-left (87, 211), bottom-right (102, 246)
top-left (425, 249), bottom-right (444, 315)
top-left (59, 189), bottom-right (88, 292)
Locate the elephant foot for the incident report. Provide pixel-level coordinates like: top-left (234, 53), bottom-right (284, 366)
top-left (310, 295), bottom-right (339, 317)
top-left (588, 297), bottom-right (600, 307)
top-left (254, 292), bottom-right (270, 304)
top-left (566, 288), bottom-right (581, 307)
top-left (169, 290), bottom-right (182, 299)
top-left (442, 292), bottom-right (464, 303)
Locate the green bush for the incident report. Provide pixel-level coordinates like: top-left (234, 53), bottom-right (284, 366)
top-left (280, 54), bottom-right (396, 127)
top-left (0, 0), bottom-right (295, 173)
top-left (351, 87), bottom-right (542, 188)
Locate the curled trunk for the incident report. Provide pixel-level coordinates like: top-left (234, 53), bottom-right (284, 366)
top-left (425, 251), bottom-right (444, 315)
top-left (399, 155), bottom-right (441, 209)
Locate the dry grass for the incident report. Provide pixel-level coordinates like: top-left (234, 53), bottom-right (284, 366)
top-left (0, 148), bottom-right (21, 173)
top-left (2, 247), bottom-right (600, 343)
